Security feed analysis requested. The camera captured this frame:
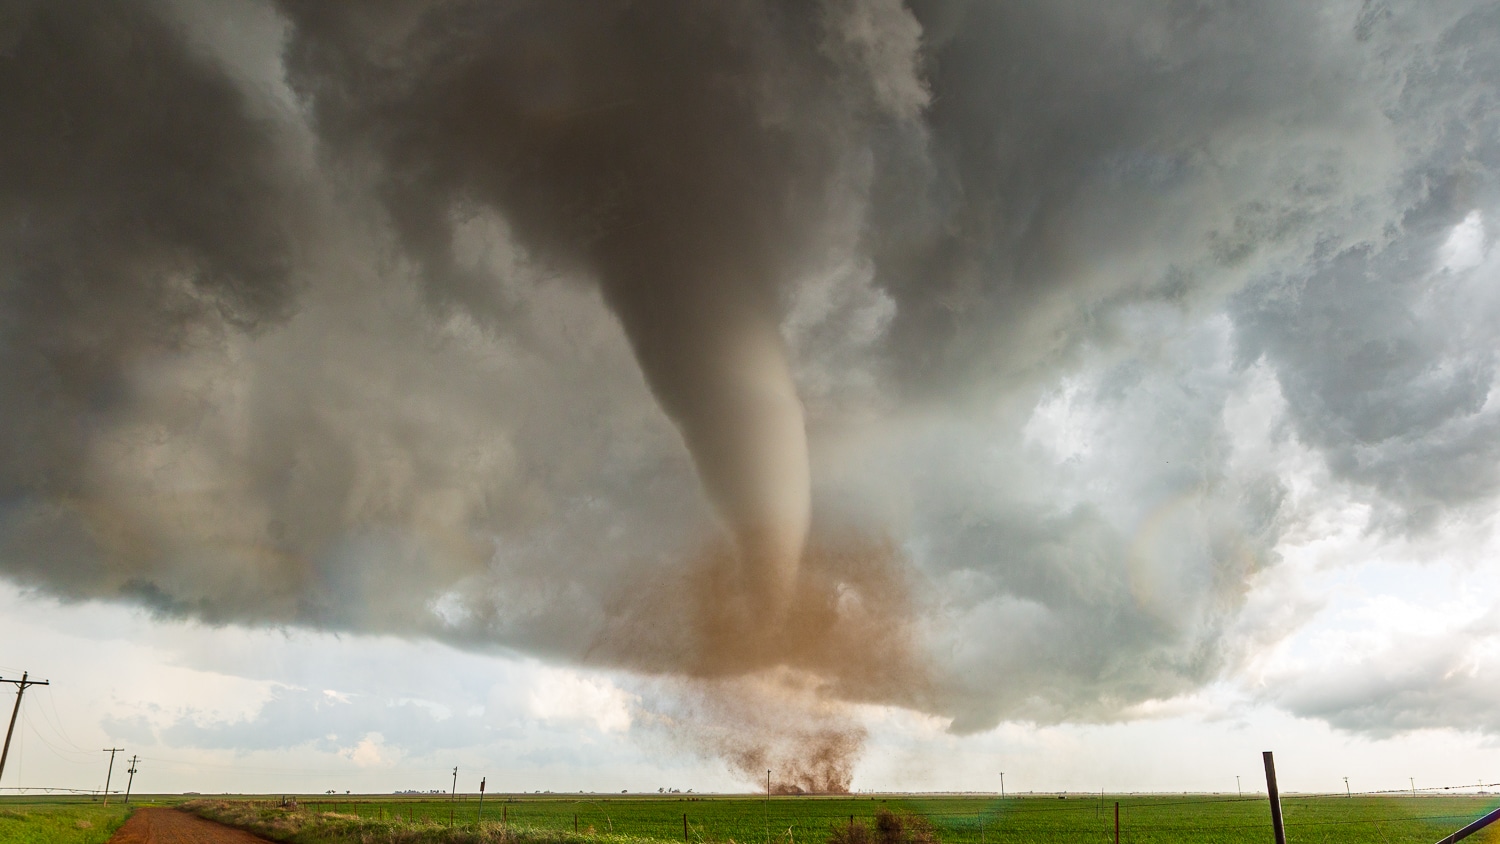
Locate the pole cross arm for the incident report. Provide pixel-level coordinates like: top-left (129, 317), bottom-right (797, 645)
top-left (1435, 805), bottom-right (1500, 844)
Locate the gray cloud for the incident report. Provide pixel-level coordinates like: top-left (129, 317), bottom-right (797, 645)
top-left (1268, 610), bottom-right (1500, 737)
top-left (3, 0), bottom-right (1500, 754)
top-left (144, 688), bottom-right (483, 755)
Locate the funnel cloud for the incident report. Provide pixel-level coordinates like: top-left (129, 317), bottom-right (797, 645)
top-left (4, 0), bottom-right (1500, 785)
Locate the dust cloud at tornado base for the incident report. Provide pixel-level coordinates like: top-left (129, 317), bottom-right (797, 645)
top-left (3, 0), bottom-right (1500, 786)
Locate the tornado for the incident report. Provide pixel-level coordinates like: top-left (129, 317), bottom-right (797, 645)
top-left (275, 0), bottom-right (923, 616)
top-left (583, 160), bottom-right (816, 616)
top-left (603, 280), bottom-right (811, 615)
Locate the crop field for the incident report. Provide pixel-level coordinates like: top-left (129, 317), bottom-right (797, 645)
top-left (203, 792), bottom-right (1500, 844)
top-left (0, 796), bottom-right (134, 844)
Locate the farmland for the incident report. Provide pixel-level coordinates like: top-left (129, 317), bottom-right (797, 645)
top-left (179, 792), bottom-right (1500, 844)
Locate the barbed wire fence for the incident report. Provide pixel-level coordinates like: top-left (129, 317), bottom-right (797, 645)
top-left (277, 779), bottom-right (1500, 844)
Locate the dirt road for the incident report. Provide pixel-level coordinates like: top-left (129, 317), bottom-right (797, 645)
top-left (107, 807), bottom-right (275, 843)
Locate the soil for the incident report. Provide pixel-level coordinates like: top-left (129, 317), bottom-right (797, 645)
top-left (106, 807), bottom-right (276, 843)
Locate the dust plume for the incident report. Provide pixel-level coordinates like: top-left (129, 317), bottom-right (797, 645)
top-left (639, 671), bottom-right (871, 794)
top-left (612, 535), bottom-right (932, 790)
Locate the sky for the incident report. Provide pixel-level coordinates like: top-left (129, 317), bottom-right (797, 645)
top-left (3, 0), bottom-right (1500, 796)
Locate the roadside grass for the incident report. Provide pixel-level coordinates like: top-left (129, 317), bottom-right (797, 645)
top-left (0, 798), bottom-right (132, 844)
top-left (186, 799), bottom-right (667, 844)
top-left (187, 793), bottom-right (1500, 844)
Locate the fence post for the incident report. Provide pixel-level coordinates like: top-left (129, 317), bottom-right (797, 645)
top-left (1114, 801), bottom-right (1119, 844)
top-left (684, 812), bottom-right (689, 842)
top-left (1264, 751), bottom-right (1286, 844)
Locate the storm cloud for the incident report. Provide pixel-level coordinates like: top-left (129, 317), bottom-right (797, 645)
top-left (3, 0), bottom-right (1500, 761)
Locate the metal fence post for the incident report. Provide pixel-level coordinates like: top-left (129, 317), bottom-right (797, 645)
top-left (1434, 805), bottom-right (1500, 844)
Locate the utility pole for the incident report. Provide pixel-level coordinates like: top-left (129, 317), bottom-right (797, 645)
top-left (124, 756), bottom-right (139, 803)
top-left (102, 748), bottom-right (124, 805)
top-left (450, 767), bottom-right (458, 828)
top-left (478, 777), bottom-right (486, 824)
top-left (1263, 751), bottom-right (1286, 844)
top-left (0, 672), bottom-right (49, 786)
top-left (1344, 777), bottom-right (1350, 798)
top-left (1412, 778), bottom-right (1417, 797)
top-left (765, 769), bottom-right (771, 844)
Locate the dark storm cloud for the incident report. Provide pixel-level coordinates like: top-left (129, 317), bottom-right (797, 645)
top-left (873, 0), bottom-right (1403, 393)
top-left (0, 0), bottom-right (303, 585)
top-left (2, 0), bottom-right (1500, 748)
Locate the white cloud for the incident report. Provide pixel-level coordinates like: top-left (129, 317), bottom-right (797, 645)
top-left (342, 733), bottom-right (396, 769)
top-left (1439, 210), bottom-right (1487, 273)
top-left (1022, 379), bottom-right (1095, 463)
top-left (527, 668), bottom-right (637, 735)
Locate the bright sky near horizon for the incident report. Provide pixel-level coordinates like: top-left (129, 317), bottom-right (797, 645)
top-left (3, 0), bottom-right (1500, 799)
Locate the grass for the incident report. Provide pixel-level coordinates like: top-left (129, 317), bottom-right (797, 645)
top-left (183, 793), bottom-right (1500, 844)
top-left (0, 797), bottom-right (133, 844)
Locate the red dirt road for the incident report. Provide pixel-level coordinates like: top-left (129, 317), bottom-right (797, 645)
top-left (107, 808), bottom-right (275, 843)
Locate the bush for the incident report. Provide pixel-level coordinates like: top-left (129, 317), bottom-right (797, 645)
top-left (827, 809), bottom-right (935, 844)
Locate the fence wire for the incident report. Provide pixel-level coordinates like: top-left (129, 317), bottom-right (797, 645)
top-left (272, 788), bottom-right (1500, 844)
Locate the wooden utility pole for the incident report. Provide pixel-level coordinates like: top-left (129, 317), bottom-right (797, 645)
top-left (102, 747), bottom-right (124, 805)
top-left (124, 756), bottom-right (139, 803)
top-left (0, 672), bottom-right (49, 786)
top-left (1263, 751), bottom-right (1285, 844)
top-left (765, 770), bottom-right (771, 844)
top-left (450, 767), bottom-right (458, 828)
top-left (478, 777), bottom-right (486, 823)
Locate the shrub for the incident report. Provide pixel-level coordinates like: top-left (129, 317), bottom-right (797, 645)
top-left (827, 809), bottom-right (935, 844)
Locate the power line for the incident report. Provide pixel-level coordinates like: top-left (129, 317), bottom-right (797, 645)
top-left (35, 687), bottom-right (92, 755)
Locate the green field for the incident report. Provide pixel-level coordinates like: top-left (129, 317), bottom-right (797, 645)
top-left (0, 797), bottom-right (134, 844)
top-left (189, 793), bottom-right (1500, 844)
